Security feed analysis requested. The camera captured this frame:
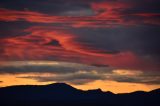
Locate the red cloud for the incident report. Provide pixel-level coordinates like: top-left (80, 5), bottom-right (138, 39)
top-left (0, 8), bottom-right (67, 23)
top-left (0, 5), bottom-right (159, 28)
top-left (0, 26), bottom-right (159, 71)
top-left (0, 1), bottom-right (159, 70)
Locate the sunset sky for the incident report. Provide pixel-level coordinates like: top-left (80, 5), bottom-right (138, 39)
top-left (0, 0), bottom-right (160, 93)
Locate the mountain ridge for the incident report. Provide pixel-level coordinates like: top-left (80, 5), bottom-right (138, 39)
top-left (0, 82), bottom-right (159, 93)
top-left (0, 83), bottom-right (159, 106)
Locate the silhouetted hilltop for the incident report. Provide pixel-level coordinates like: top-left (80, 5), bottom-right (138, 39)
top-left (0, 83), bottom-right (159, 106)
top-left (149, 88), bottom-right (160, 94)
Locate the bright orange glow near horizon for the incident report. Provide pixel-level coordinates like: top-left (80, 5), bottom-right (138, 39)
top-left (0, 61), bottom-right (160, 93)
top-left (0, 73), bottom-right (159, 93)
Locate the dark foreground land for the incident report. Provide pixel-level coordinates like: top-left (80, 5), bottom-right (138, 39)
top-left (0, 83), bottom-right (159, 106)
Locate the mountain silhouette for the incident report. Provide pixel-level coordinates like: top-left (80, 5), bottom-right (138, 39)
top-left (0, 83), bottom-right (159, 106)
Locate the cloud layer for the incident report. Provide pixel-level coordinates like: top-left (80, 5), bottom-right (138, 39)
top-left (0, 0), bottom-right (160, 86)
top-left (0, 61), bottom-right (159, 85)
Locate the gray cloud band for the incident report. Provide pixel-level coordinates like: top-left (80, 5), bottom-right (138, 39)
top-left (0, 61), bottom-right (159, 85)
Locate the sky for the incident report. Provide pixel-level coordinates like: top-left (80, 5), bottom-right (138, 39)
top-left (0, 0), bottom-right (160, 93)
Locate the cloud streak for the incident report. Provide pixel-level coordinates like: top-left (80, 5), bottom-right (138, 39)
top-left (0, 61), bottom-right (160, 85)
top-left (0, 25), bottom-right (160, 71)
top-left (0, 1), bottom-right (159, 28)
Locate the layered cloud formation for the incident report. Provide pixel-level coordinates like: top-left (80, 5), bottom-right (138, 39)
top-left (0, 61), bottom-right (160, 85)
top-left (0, 0), bottom-right (160, 90)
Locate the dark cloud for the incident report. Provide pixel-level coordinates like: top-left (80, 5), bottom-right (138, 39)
top-left (117, 0), bottom-right (160, 14)
top-left (72, 25), bottom-right (160, 60)
top-left (112, 75), bottom-right (160, 85)
top-left (0, 25), bottom-right (159, 70)
top-left (0, 61), bottom-right (112, 74)
top-left (21, 72), bottom-right (105, 85)
top-left (18, 68), bottom-right (160, 85)
top-left (0, 0), bottom-right (98, 16)
top-left (1, 0), bottom-right (159, 17)
top-left (45, 40), bottom-right (62, 47)
top-left (1, 22), bottom-right (159, 60)
top-left (1, 61), bottom-right (159, 85)
top-left (0, 21), bottom-right (31, 38)
top-left (109, 70), bottom-right (160, 84)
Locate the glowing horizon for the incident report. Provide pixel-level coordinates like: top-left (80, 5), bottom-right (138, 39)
top-left (0, 61), bottom-right (159, 93)
top-left (0, 0), bottom-right (160, 94)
